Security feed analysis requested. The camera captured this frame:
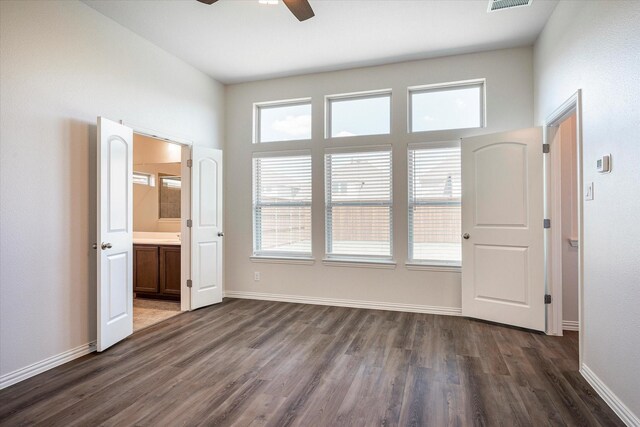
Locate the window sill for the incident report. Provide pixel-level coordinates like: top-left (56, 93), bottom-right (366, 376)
top-left (322, 258), bottom-right (397, 269)
top-left (405, 262), bottom-right (461, 273)
top-left (250, 256), bottom-right (315, 265)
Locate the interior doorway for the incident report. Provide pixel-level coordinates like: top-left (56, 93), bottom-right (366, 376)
top-left (545, 90), bottom-right (583, 346)
top-left (132, 134), bottom-right (184, 331)
top-left (96, 116), bottom-right (224, 351)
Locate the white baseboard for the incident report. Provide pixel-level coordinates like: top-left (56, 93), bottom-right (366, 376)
top-left (0, 341), bottom-right (96, 390)
top-left (580, 364), bottom-right (639, 426)
top-left (562, 320), bottom-right (580, 331)
top-left (223, 290), bottom-right (462, 317)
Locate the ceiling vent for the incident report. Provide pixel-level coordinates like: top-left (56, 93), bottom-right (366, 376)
top-left (487, 0), bottom-right (532, 12)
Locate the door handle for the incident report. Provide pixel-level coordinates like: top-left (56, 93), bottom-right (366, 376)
top-left (463, 233), bottom-right (470, 240)
top-left (101, 242), bottom-right (113, 250)
top-left (218, 232), bottom-right (224, 237)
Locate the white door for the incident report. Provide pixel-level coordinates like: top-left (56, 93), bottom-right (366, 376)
top-left (461, 128), bottom-right (545, 331)
top-left (190, 146), bottom-right (223, 309)
top-left (97, 117), bottom-right (133, 351)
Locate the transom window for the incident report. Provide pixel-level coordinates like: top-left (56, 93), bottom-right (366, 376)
top-left (408, 142), bottom-right (461, 266)
top-left (253, 153), bottom-right (312, 256)
top-left (327, 91), bottom-right (391, 138)
top-left (325, 148), bottom-right (393, 259)
top-left (409, 80), bottom-right (484, 133)
top-left (255, 99), bottom-right (312, 143)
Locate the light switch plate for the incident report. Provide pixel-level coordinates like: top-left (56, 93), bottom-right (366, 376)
top-left (585, 182), bottom-right (594, 201)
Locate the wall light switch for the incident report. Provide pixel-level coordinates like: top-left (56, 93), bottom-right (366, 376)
top-left (585, 182), bottom-right (594, 201)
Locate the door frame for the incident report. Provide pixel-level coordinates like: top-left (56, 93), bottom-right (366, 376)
top-left (543, 90), bottom-right (584, 360)
top-left (122, 121), bottom-right (194, 312)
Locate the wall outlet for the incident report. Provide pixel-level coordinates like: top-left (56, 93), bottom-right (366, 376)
top-left (254, 272), bottom-right (261, 281)
top-left (585, 182), bottom-right (594, 201)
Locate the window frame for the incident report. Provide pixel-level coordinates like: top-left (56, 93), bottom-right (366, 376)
top-left (407, 141), bottom-right (462, 268)
top-left (408, 79), bottom-right (486, 134)
top-left (324, 145), bottom-right (394, 262)
top-left (253, 97), bottom-right (312, 144)
top-left (252, 150), bottom-right (313, 259)
top-left (325, 89), bottom-right (392, 140)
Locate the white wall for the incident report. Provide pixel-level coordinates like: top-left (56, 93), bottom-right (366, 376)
top-left (224, 47), bottom-right (534, 311)
top-left (0, 0), bottom-right (224, 378)
top-left (535, 0), bottom-right (640, 419)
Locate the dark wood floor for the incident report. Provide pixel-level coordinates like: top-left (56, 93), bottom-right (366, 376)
top-left (0, 299), bottom-right (623, 426)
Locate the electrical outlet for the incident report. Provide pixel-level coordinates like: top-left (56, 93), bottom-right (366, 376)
top-left (254, 272), bottom-right (261, 281)
top-left (585, 182), bottom-right (594, 201)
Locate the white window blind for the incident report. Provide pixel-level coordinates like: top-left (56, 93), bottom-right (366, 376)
top-left (253, 153), bottom-right (312, 256)
top-left (408, 143), bottom-right (461, 265)
top-left (325, 148), bottom-right (393, 259)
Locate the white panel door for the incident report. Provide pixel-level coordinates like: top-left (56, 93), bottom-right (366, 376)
top-left (190, 146), bottom-right (223, 309)
top-left (461, 128), bottom-right (545, 331)
top-left (97, 117), bottom-right (133, 351)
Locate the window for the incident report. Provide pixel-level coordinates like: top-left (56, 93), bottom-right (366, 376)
top-left (325, 148), bottom-right (393, 259)
top-left (133, 172), bottom-right (154, 187)
top-left (255, 99), bottom-right (312, 143)
top-left (408, 143), bottom-right (461, 266)
top-left (327, 91), bottom-right (391, 138)
top-left (409, 81), bottom-right (484, 133)
top-left (253, 153), bottom-right (312, 257)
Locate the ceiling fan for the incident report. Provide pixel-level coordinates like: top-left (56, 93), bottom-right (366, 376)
top-left (196, 0), bottom-right (315, 22)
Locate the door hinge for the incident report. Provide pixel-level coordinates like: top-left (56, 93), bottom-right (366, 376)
top-left (543, 218), bottom-right (551, 229)
top-left (187, 279), bottom-right (192, 288)
top-left (543, 143), bottom-right (550, 154)
top-left (187, 159), bottom-right (193, 168)
top-left (187, 219), bottom-right (192, 228)
top-left (544, 294), bottom-right (552, 304)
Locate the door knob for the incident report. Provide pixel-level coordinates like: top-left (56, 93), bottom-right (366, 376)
top-left (218, 232), bottom-right (224, 237)
top-left (92, 243), bottom-right (97, 249)
top-left (101, 242), bottom-right (112, 250)
top-left (463, 233), bottom-right (470, 240)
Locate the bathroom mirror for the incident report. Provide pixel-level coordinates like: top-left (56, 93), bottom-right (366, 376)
top-left (159, 174), bottom-right (181, 219)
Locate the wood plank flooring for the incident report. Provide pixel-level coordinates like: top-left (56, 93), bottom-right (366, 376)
top-left (0, 299), bottom-right (623, 426)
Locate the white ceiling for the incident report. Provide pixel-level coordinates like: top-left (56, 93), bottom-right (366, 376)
top-left (84, 0), bottom-right (558, 84)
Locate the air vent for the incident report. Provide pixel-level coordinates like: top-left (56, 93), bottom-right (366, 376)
top-left (487, 0), bottom-right (532, 12)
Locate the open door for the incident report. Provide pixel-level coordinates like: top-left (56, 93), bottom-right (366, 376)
top-left (190, 146), bottom-right (223, 309)
top-left (97, 117), bottom-right (133, 351)
top-left (461, 128), bottom-right (545, 331)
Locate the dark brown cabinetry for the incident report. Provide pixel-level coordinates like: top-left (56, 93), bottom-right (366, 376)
top-left (133, 244), bottom-right (181, 300)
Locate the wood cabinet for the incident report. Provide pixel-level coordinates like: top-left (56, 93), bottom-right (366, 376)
top-left (133, 244), bottom-right (181, 300)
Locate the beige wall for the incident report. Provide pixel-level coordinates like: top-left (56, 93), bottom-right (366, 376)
top-left (224, 47), bottom-right (534, 311)
top-left (133, 134), bottom-right (182, 232)
top-left (0, 0), bottom-right (224, 379)
top-left (535, 0), bottom-right (640, 419)
top-left (558, 114), bottom-right (578, 323)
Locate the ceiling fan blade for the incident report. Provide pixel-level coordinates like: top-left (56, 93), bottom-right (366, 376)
top-left (282, 0), bottom-right (315, 21)
top-left (196, 0), bottom-right (219, 4)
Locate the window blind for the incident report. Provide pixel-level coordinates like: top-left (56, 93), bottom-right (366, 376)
top-left (408, 144), bottom-right (461, 265)
top-left (325, 148), bottom-right (393, 259)
top-left (253, 154), bottom-right (312, 256)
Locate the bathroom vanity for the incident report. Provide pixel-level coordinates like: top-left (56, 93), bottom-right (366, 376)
top-left (133, 232), bottom-right (181, 301)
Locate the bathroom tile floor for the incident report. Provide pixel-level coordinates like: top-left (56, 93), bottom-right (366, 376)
top-left (133, 298), bottom-right (181, 331)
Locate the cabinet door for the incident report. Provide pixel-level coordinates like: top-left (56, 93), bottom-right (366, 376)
top-left (160, 246), bottom-right (181, 297)
top-left (133, 245), bottom-right (159, 293)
